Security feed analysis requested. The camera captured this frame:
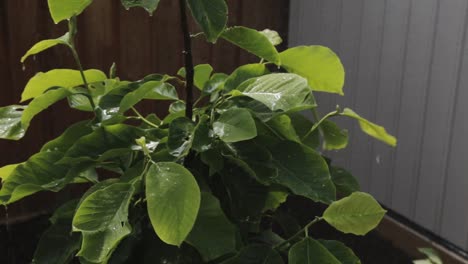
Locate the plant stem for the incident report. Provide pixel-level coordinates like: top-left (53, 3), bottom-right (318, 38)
top-left (68, 17), bottom-right (97, 111)
top-left (302, 110), bottom-right (340, 141)
top-left (273, 217), bottom-right (323, 250)
top-left (179, 0), bottom-right (194, 120)
top-left (131, 107), bottom-right (159, 128)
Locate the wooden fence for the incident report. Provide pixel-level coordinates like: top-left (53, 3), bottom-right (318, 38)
top-left (0, 0), bottom-right (289, 222)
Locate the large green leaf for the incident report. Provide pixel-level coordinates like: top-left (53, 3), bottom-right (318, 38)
top-left (167, 117), bottom-right (195, 157)
top-left (269, 141), bottom-right (336, 204)
top-left (73, 183), bottom-right (135, 232)
top-left (203, 73), bottom-right (228, 94)
top-left (260, 29), bottom-right (283, 46)
top-left (0, 163), bottom-right (21, 182)
top-left (21, 33), bottom-right (70, 63)
top-left (289, 238), bottom-right (341, 264)
top-left (0, 105), bottom-right (26, 140)
top-left (289, 113), bottom-right (320, 149)
top-left (223, 244), bottom-right (284, 264)
top-left (119, 81), bottom-right (178, 113)
top-left (234, 73), bottom-right (312, 112)
top-left (77, 222), bottom-right (132, 263)
top-left (48, 0), bottom-right (94, 24)
top-left (221, 26), bottom-right (281, 65)
top-left (186, 192), bottom-right (236, 261)
top-left (318, 240), bottom-right (361, 264)
top-left (41, 120), bottom-right (93, 152)
top-left (0, 151), bottom-right (71, 204)
top-left (187, 0), bottom-right (228, 43)
top-left (60, 124), bottom-right (143, 164)
top-left (224, 64), bottom-right (269, 92)
top-left (222, 27), bottom-right (280, 64)
top-left (146, 162), bottom-right (201, 246)
top-left (213, 108), bottom-right (257, 143)
top-left (330, 167), bottom-right (360, 197)
top-left (280, 46), bottom-right (345, 95)
top-left (267, 115), bottom-right (301, 143)
top-left (22, 69), bottom-right (106, 102)
top-left (321, 120), bottom-right (349, 150)
top-left (120, 0), bottom-right (160, 14)
top-left (21, 88), bottom-right (71, 131)
top-left (178, 64), bottom-right (214, 91)
top-left (341, 108), bottom-right (397, 147)
top-left (32, 219), bottom-right (81, 264)
top-left (323, 192), bottom-right (386, 235)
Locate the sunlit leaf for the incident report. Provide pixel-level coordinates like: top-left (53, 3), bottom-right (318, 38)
top-left (21, 33), bottom-right (70, 63)
top-left (213, 108), bottom-right (257, 143)
top-left (48, 0), bottom-right (94, 23)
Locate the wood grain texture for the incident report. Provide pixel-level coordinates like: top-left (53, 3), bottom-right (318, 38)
top-left (0, 0), bottom-right (289, 223)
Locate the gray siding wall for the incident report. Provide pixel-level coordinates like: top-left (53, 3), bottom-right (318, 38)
top-left (289, 0), bottom-right (468, 250)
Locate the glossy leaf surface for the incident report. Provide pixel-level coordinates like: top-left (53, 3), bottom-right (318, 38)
top-left (280, 46), bottom-right (345, 95)
top-left (213, 108), bottom-right (257, 143)
top-left (323, 192), bottom-right (386, 235)
top-left (21, 33), bottom-right (69, 63)
top-left (222, 26), bottom-right (280, 64)
top-left (146, 162), bottom-right (201, 246)
top-left (0, 105), bottom-right (26, 140)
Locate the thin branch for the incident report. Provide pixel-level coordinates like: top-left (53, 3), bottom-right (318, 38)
top-left (273, 217), bottom-right (323, 250)
top-left (179, 0), bottom-right (194, 120)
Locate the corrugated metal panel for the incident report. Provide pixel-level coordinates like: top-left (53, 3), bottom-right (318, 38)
top-left (289, 0), bottom-right (468, 251)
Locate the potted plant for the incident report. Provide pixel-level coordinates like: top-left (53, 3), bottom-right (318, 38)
top-left (0, 0), bottom-right (397, 263)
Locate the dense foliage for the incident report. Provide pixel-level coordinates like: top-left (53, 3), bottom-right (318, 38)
top-left (0, 0), bottom-right (397, 263)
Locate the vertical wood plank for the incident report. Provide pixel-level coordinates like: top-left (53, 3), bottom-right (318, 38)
top-left (369, 0), bottom-right (411, 204)
top-left (346, 0), bottom-right (386, 191)
top-left (440, 13), bottom-right (468, 248)
top-left (391, 0), bottom-right (439, 218)
top-left (414, 0), bottom-right (468, 231)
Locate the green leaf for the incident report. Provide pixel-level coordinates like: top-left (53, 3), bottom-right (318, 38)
top-left (223, 244), bottom-right (284, 264)
top-left (321, 120), bottom-right (349, 150)
top-left (289, 113), bottom-right (320, 149)
top-left (235, 73), bottom-right (313, 112)
top-left (263, 189), bottom-right (289, 212)
top-left (119, 81), bottom-right (178, 113)
top-left (178, 64), bottom-right (213, 91)
top-left (192, 116), bottom-right (213, 152)
top-left (146, 162), bottom-right (201, 246)
top-left (330, 167), bottom-right (360, 197)
top-left (167, 117), bottom-right (195, 157)
top-left (78, 222), bottom-right (132, 263)
top-left (267, 115), bottom-right (301, 143)
top-left (48, 0), bottom-right (94, 24)
top-left (323, 192), bottom-right (386, 235)
top-left (224, 63), bottom-right (269, 92)
top-left (341, 108), bottom-right (397, 147)
top-left (222, 26), bottom-right (281, 64)
top-left (41, 120), bottom-right (93, 152)
top-left (0, 151), bottom-right (71, 204)
top-left (61, 124), bottom-right (143, 164)
top-left (22, 88), bottom-right (71, 131)
top-left (120, 0), bottom-right (160, 14)
top-left (269, 141), bottom-right (336, 204)
top-left (187, 0), bottom-right (228, 43)
top-left (21, 33), bottom-right (69, 63)
top-left (318, 240), bottom-right (361, 264)
top-left (280, 46), bottom-right (345, 95)
top-left (289, 237), bottom-right (341, 264)
top-left (260, 29), bottom-right (283, 46)
top-left (213, 108), bottom-right (257, 143)
top-left (186, 192), bottom-right (236, 261)
top-left (203, 73), bottom-right (228, 94)
top-left (22, 69), bottom-right (106, 102)
top-left (0, 105), bottom-right (26, 140)
top-left (32, 221), bottom-right (81, 264)
top-left (418, 248), bottom-right (442, 264)
top-left (0, 163), bottom-right (21, 182)
top-left (73, 183), bottom-right (135, 232)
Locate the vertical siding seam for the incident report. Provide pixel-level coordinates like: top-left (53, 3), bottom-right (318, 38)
top-left (388, 0), bottom-right (413, 207)
top-left (368, 0), bottom-right (389, 202)
top-left (330, 0), bottom-right (345, 109)
top-left (436, 1), bottom-right (468, 235)
top-left (410, 0), bottom-right (442, 220)
top-left (344, 0), bottom-right (366, 171)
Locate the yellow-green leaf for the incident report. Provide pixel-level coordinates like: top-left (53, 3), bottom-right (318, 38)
top-left (280, 46), bottom-right (345, 95)
top-left (21, 33), bottom-right (70, 63)
top-left (21, 69), bottom-right (106, 102)
top-left (341, 108), bottom-right (397, 147)
top-left (48, 0), bottom-right (94, 24)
